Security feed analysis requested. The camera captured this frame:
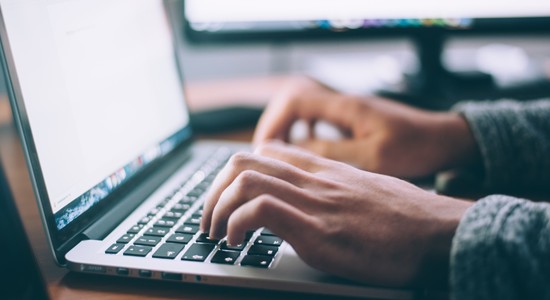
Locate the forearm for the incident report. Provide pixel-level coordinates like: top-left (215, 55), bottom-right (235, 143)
top-left (450, 195), bottom-right (550, 300)
top-left (453, 99), bottom-right (550, 191)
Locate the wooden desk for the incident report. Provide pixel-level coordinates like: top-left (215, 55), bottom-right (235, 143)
top-left (0, 78), bottom-right (348, 300)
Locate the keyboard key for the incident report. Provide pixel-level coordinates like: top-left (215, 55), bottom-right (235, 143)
top-left (220, 241), bottom-right (245, 251)
top-left (180, 196), bottom-right (196, 203)
top-left (254, 236), bottom-right (283, 247)
top-left (171, 203), bottom-right (191, 212)
top-left (195, 233), bottom-right (219, 244)
top-left (194, 185), bottom-right (209, 194)
top-left (117, 234), bottom-right (135, 244)
top-left (162, 216), bottom-right (180, 222)
top-left (167, 233), bottom-right (194, 244)
top-left (127, 224), bottom-right (144, 234)
top-left (248, 245), bottom-right (278, 257)
top-left (211, 250), bottom-right (240, 265)
top-left (181, 243), bottom-right (215, 262)
top-left (186, 189), bottom-right (203, 198)
top-left (244, 230), bottom-right (255, 241)
top-left (159, 197), bottom-right (171, 205)
top-left (240, 255), bottom-right (272, 268)
top-left (260, 228), bottom-right (276, 236)
top-left (164, 211), bottom-right (184, 219)
top-left (153, 243), bottom-right (185, 259)
top-left (184, 216), bottom-right (201, 225)
top-left (144, 227), bottom-right (170, 237)
top-left (148, 207), bottom-right (161, 217)
top-left (196, 181), bottom-right (210, 190)
top-left (195, 207), bottom-right (204, 216)
top-left (138, 216), bottom-right (152, 225)
top-left (105, 243), bottom-right (125, 254)
top-left (134, 236), bottom-right (162, 247)
top-left (176, 224), bottom-right (199, 234)
top-left (170, 191), bottom-right (184, 202)
top-left (124, 245), bottom-right (152, 257)
top-left (155, 218), bottom-right (177, 228)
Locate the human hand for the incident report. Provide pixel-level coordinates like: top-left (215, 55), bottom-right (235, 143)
top-left (201, 142), bottom-right (472, 287)
top-left (253, 77), bottom-right (480, 178)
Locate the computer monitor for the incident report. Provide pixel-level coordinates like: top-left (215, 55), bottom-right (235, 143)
top-left (183, 0), bottom-right (550, 106)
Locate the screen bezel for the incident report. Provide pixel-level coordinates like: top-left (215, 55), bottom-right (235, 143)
top-left (0, 1), bottom-right (194, 264)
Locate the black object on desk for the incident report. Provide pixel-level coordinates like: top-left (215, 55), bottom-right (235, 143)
top-left (190, 106), bottom-right (264, 133)
top-left (0, 162), bottom-right (50, 300)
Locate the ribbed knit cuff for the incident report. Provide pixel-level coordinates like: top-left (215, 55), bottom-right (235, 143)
top-left (452, 100), bottom-right (550, 191)
top-left (450, 195), bottom-right (550, 300)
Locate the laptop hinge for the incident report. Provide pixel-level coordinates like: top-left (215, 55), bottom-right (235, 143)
top-left (82, 146), bottom-right (193, 240)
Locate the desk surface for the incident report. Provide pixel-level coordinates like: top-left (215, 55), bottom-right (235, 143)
top-left (0, 77), bottom-right (349, 300)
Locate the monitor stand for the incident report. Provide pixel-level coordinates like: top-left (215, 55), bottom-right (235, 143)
top-left (378, 33), bottom-right (495, 110)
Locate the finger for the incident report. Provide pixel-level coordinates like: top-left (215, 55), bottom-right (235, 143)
top-left (209, 170), bottom-right (314, 239)
top-left (253, 96), bottom-right (297, 144)
top-left (254, 141), bottom-right (331, 172)
top-left (253, 92), bottom-right (359, 146)
top-left (201, 151), bottom-right (313, 233)
top-left (226, 194), bottom-right (317, 248)
top-left (296, 139), bottom-right (367, 168)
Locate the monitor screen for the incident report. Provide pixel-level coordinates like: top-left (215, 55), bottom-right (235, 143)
top-left (184, 0), bottom-right (550, 40)
top-left (0, 0), bottom-right (191, 230)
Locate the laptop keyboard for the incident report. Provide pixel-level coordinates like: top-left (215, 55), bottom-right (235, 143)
top-left (105, 148), bottom-right (283, 269)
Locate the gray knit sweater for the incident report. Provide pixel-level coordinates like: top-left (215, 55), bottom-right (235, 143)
top-left (450, 100), bottom-right (550, 300)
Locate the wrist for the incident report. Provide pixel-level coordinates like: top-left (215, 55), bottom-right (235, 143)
top-left (418, 196), bottom-right (472, 288)
top-left (432, 113), bottom-right (481, 171)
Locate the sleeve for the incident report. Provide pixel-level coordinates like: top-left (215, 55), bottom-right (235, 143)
top-left (452, 99), bottom-right (550, 191)
top-left (450, 195), bottom-right (550, 300)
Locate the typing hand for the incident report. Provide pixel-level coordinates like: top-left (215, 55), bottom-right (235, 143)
top-left (201, 142), bottom-right (471, 287)
top-left (253, 76), bottom-right (480, 178)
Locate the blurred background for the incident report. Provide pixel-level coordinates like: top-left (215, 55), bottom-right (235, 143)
top-left (178, 34), bottom-right (550, 91)
top-left (175, 0), bottom-right (550, 105)
top-left (2, 0), bottom-right (550, 115)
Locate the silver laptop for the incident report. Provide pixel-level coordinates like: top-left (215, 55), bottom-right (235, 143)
top-left (0, 0), bottom-right (412, 298)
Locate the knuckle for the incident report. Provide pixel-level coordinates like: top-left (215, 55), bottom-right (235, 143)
top-left (235, 169), bottom-right (260, 190)
top-left (228, 152), bottom-right (254, 169)
top-left (252, 195), bottom-right (276, 216)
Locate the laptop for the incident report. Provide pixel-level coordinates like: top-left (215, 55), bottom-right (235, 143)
top-left (0, 0), bottom-right (412, 298)
top-left (0, 161), bottom-right (50, 300)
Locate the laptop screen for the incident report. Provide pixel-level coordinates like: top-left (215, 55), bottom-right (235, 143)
top-left (0, 0), bottom-right (190, 230)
